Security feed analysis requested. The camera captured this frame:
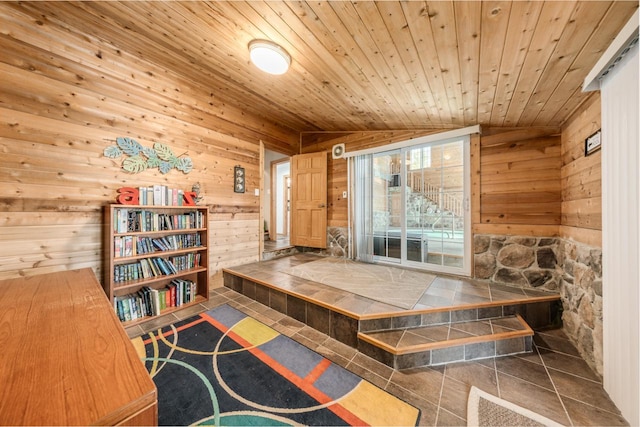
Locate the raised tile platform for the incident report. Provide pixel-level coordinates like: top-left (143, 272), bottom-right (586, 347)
top-left (223, 253), bottom-right (561, 368)
top-left (359, 315), bottom-right (533, 369)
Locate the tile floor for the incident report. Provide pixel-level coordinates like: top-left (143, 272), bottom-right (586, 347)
top-left (264, 235), bottom-right (292, 252)
top-left (126, 287), bottom-right (629, 427)
top-left (225, 253), bottom-right (560, 317)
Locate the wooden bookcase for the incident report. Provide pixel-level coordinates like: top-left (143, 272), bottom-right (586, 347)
top-left (104, 204), bottom-right (209, 326)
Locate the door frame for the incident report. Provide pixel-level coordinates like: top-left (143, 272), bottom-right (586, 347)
top-left (346, 126), bottom-right (479, 276)
top-left (270, 158), bottom-right (291, 241)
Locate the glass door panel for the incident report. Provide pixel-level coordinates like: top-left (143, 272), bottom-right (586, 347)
top-left (371, 150), bottom-right (402, 261)
top-left (353, 135), bottom-right (470, 275)
top-left (405, 140), bottom-right (466, 271)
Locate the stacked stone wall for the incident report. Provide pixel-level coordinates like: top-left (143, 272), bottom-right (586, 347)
top-left (325, 227), bottom-right (349, 257)
top-left (474, 235), bottom-right (562, 291)
top-left (473, 234), bottom-right (603, 376)
top-left (559, 239), bottom-right (603, 376)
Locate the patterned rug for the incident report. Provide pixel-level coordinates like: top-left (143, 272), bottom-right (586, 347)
top-left (131, 304), bottom-right (421, 426)
top-left (283, 257), bottom-right (435, 309)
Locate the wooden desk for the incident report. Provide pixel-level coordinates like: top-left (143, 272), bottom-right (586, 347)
top-left (0, 268), bottom-right (157, 425)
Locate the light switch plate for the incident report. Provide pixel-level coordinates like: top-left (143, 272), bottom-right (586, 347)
top-left (254, 188), bottom-right (260, 196)
top-left (342, 191), bottom-right (347, 198)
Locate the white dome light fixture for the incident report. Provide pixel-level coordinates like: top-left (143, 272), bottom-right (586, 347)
top-left (249, 39), bottom-right (291, 75)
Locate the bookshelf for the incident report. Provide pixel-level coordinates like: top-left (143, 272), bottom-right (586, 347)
top-left (104, 204), bottom-right (209, 326)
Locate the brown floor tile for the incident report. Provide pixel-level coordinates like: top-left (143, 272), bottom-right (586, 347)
top-left (259, 306), bottom-right (287, 323)
top-left (452, 293), bottom-right (492, 305)
top-left (390, 367), bottom-right (445, 406)
top-left (363, 300), bottom-right (407, 314)
top-left (296, 325), bottom-right (329, 346)
top-left (321, 336), bottom-right (358, 361)
top-left (539, 348), bottom-right (601, 382)
top-left (456, 283), bottom-right (491, 297)
top-left (491, 316), bottom-right (525, 331)
top-left (398, 330), bottom-right (434, 347)
top-left (225, 300), bottom-right (247, 311)
top-left (447, 328), bottom-right (475, 340)
top-left (430, 277), bottom-right (464, 290)
top-left (331, 294), bottom-right (377, 313)
top-left (290, 333), bottom-right (322, 351)
top-left (419, 294), bottom-right (456, 308)
top-left (436, 408), bottom-right (466, 426)
top-left (445, 361), bottom-right (498, 396)
top-left (139, 313), bottom-right (180, 334)
top-left (367, 329), bottom-right (406, 347)
top-left (201, 295), bottom-right (230, 309)
top-left (548, 369), bottom-right (620, 414)
top-left (125, 324), bottom-right (144, 338)
top-left (173, 303), bottom-right (208, 320)
top-left (494, 357), bottom-right (555, 390)
top-left (497, 372), bottom-right (571, 425)
top-left (270, 321), bottom-right (299, 338)
top-left (514, 348), bottom-right (545, 365)
top-left (562, 395), bottom-right (629, 426)
top-left (490, 283), bottom-right (527, 295)
top-left (451, 320), bottom-right (493, 336)
top-left (490, 290), bottom-right (529, 302)
top-left (428, 286), bottom-right (458, 298)
top-left (351, 352), bottom-right (395, 380)
top-left (411, 325), bottom-right (451, 342)
top-left (533, 331), bottom-right (582, 357)
top-left (276, 315), bottom-right (306, 332)
top-left (307, 288), bottom-right (349, 305)
top-left (439, 376), bottom-right (470, 420)
top-left (522, 288), bottom-right (558, 298)
top-left (249, 311), bottom-right (278, 327)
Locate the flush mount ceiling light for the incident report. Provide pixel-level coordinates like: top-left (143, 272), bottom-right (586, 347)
top-left (248, 39), bottom-right (291, 75)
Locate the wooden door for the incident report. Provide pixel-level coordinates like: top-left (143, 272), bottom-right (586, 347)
top-left (290, 152), bottom-right (327, 248)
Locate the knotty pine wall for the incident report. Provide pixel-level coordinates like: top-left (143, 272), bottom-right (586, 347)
top-left (0, 4), bottom-right (298, 284)
top-left (477, 128), bottom-right (562, 237)
top-left (560, 93), bottom-right (602, 247)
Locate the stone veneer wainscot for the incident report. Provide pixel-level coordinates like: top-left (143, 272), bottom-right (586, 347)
top-left (474, 234), bottom-right (603, 376)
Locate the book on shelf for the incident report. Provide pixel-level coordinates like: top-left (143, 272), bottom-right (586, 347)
top-left (113, 279), bottom-right (197, 322)
top-left (113, 210), bottom-right (205, 233)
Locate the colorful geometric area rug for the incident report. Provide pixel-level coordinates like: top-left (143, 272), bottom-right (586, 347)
top-left (131, 304), bottom-right (420, 426)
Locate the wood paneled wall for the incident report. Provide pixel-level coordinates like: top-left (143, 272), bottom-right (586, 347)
top-left (560, 93), bottom-right (602, 247)
top-left (477, 128), bottom-right (562, 236)
top-left (302, 127), bottom-right (562, 237)
top-left (0, 4), bottom-right (280, 284)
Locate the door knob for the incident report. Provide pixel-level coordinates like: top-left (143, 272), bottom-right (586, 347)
top-left (319, 203), bottom-right (326, 208)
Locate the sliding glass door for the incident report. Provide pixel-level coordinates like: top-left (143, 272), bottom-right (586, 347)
top-left (354, 135), bottom-right (471, 275)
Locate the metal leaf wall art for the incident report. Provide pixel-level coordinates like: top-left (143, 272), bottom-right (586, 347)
top-left (103, 137), bottom-right (193, 174)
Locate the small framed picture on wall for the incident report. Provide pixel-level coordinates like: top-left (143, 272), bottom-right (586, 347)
top-left (585, 130), bottom-right (602, 156)
top-left (234, 165), bottom-right (245, 193)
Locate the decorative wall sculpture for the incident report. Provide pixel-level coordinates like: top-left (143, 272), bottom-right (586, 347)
top-left (104, 137), bottom-right (193, 174)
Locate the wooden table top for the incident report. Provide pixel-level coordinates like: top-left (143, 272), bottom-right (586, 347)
top-left (0, 268), bottom-right (156, 425)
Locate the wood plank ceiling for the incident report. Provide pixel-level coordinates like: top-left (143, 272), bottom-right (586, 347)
top-left (9, 1), bottom-right (638, 140)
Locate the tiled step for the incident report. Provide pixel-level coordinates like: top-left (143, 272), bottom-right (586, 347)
top-left (357, 315), bottom-right (534, 369)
